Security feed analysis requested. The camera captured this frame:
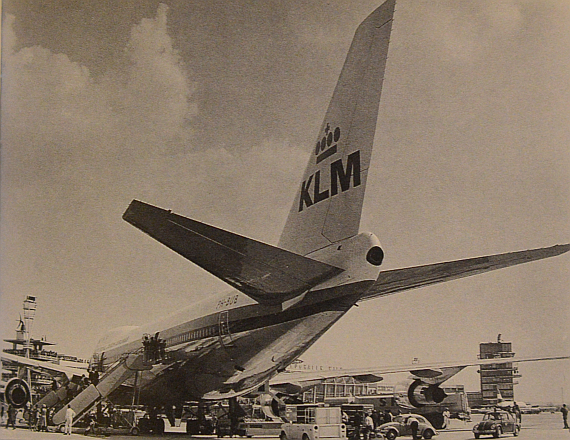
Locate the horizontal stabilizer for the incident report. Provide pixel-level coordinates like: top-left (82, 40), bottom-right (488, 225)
top-left (123, 200), bottom-right (343, 305)
top-left (361, 244), bottom-right (570, 301)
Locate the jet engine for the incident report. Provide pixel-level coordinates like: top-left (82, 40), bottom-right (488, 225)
top-left (5, 377), bottom-right (32, 408)
top-left (394, 379), bottom-right (448, 409)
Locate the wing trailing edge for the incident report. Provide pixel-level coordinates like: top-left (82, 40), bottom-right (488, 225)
top-left (361, 244), bottom-right (570, 301)
top-left (123, 200), bottom-right (343, 305)
top-left (270, 354), bottom-right (569, 390)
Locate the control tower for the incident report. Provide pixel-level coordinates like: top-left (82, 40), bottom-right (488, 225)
top-left (479, 334), bottom-right (519, 406)
top-left (3, 296), bottom-right (56, 356)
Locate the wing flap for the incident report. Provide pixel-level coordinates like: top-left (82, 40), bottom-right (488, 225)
top-left (361, 244), bottom-right (570, 301)
top-left (123, 200), bottom-right (343, 305)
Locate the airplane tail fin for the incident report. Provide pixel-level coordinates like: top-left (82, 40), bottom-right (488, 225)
top-left (278, 0), bottom-right (395, 255)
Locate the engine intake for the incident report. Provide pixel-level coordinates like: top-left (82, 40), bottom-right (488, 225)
top-left (407, 379), bottom-right (448, 407)
top-left (5, 378), bottom-right (31, 408)
top-left (366, 246), bottom-right (384, 266)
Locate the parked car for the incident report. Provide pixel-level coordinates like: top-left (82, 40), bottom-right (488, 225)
top-left (377, 414), bottom-right (437, 439)
top-left (472, 410), bottom-right (520, 438)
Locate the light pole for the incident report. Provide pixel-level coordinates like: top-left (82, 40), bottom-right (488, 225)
top-left (22, 296), bottom-right (37, 356)
top-left (22, 296), bottom-right (37, 402)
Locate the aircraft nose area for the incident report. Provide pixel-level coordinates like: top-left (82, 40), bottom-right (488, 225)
top-left (94, 325), bottom-right (140, 353)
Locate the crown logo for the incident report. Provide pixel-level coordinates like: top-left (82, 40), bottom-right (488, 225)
top-left (315, 123), bottom-right (341, 164)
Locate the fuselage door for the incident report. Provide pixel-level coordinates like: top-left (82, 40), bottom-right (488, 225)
top-left (218, 310), bottom-right (233, 347)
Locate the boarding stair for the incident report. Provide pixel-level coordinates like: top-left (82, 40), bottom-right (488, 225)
top-left (36, 382), bottom-right (75, 409)
top-left (51, 353), bottom-right (151, 426)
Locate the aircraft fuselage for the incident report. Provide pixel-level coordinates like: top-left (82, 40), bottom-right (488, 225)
top-left (93, 281), bottom-right (372, 403)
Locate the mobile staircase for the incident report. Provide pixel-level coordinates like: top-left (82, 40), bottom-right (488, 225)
top-left (51, 353), bottom-right (151, 426)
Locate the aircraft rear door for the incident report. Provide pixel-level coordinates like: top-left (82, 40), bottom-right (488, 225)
top-left (218, 310), bottom-right (234, 348)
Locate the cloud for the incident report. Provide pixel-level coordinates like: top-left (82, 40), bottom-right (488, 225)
top-left (106, 3), bottom-right (197, 156)
top-left (0, 4), bottom-right (308, 354)
top-left (399, 1), bottom-right (525, 68)
top-left (1, 4), bottom-right (196, 187)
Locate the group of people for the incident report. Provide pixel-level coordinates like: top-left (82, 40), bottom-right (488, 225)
top-left (345, 409), bottom-right (393, 440)
top-left (3, 402), bottom-right (49, 431)
top-left (142, 333), bottom-right (167, 363)
top-left (2, 402), bottom-right (75, 435)
top-left (29, 404), bottom-right (49, 431)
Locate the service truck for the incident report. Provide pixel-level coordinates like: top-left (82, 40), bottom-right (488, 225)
top-left (280, 406), bottom-right (347, 440)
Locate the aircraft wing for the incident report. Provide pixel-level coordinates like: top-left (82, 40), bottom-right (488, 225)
top-left (1, 352), bottom-right (87, 380)
top-left (268, 368), bottom-right (385, 396)
top-left (123, 200), bottom-right (343, 305)
top-left (360, 244), bottom-right (570, 301)
top-left (270, 354), bottom-right (569, 391)
top-left (271, 368), bottom-right (384, 386)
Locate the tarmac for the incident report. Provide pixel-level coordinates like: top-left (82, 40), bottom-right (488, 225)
top-left (1, 413), bottom-right (568, 440)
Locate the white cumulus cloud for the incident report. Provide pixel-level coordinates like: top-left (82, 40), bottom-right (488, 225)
top-left (2, 3), bottom-right (197, 187)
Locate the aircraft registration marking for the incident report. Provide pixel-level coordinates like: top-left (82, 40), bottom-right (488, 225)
top-left (216, 294), bottom-right (239, 310)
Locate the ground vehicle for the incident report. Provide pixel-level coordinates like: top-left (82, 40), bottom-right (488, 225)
top-left (377, 414), bottom-right (437, 440)
top-left (238, 419), bottom-right (283, 437)
top-left (472, 410), bottom-right (520, 438)
top-left (234, 402), bottom-right (285, 437)
top-left (281, 406), bottom-right (347, 440)
top-left (340, 404), bottom-right (375, 440)
top-left (181, 403), bottom-right (216, 435)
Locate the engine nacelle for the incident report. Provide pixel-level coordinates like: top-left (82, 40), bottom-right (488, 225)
top-left (407, 379), bottom-right (447, 407)
top-left (394, 379), bottom-right (448, 409)
top-left (5, 378), bottom-right (32, 408)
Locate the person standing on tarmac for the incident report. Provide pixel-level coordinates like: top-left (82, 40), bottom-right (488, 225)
top-left (363, 411), bottom-right (374, 440)
top-left (371, 410), bottom-right (381, 429)
top-left (38, 405), bottom-right (48, 432)
top-left (6, 404), bottom-right (16, 429)
top-left (30, 405), bottom-right (38, 431)
top-left (442, 408), bottom-right (451, 429)
top-left (561, 404), bottom-right (569, 429)
top-left (406, 415), bottom-right (420, 440)
top-left (64, 405), bottom-right (76, 435)
top-left (512, 403), bottom-right (522, 424)
top-left (351, 410), bottom-right (362, 440)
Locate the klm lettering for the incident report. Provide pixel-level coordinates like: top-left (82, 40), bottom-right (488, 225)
top-left (298, 150), bottom-right (361, 212)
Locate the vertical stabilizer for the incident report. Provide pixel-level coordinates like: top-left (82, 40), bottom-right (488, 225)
top-left (279, 0), bottom-right (395, 255)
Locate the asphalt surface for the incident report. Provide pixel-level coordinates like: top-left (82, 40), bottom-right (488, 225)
top-left (1, 413), bottom-right (568, 440)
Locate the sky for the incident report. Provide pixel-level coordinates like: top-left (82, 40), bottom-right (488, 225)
top-left (1, 0), bottom-right (569, 404)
